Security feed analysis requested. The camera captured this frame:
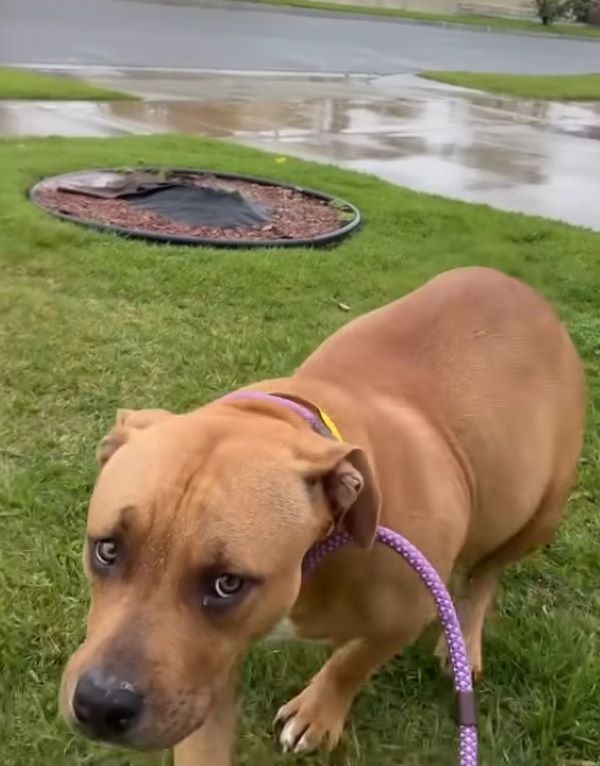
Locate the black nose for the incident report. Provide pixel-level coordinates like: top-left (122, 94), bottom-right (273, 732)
top-left (72, 668), bottom-right (144, 739)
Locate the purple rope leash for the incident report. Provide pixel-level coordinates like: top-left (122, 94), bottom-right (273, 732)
top-left (219, 391), bottom-right (478, 764)
top-left (303, 527), bottom-right (478, 766)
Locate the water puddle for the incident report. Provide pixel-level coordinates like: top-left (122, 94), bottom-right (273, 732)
top-left (1, 71), bottom-right (599, 229)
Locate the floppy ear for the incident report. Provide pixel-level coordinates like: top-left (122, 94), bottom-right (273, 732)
top-left (297, 437), bottom-right (381, 549)
top-left (97, 408), bottom-right (173, 467)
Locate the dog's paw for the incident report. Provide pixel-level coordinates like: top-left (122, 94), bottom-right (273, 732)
top-left (274, 684), bottom-right (348, 754)
top-left (434, 634), bottom-right (483, 680)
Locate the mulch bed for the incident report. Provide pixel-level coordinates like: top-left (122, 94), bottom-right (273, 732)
top-left (34, 173), bottom-right (347, 242)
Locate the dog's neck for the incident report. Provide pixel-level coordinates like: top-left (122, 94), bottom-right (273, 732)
top-left (220, 390), bottom-right (342, 443)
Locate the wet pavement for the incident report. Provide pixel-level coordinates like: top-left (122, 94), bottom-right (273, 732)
top-left (2, 69), bottom-right (599, 229)
top-left (2, 0), bottom-right (600, 75)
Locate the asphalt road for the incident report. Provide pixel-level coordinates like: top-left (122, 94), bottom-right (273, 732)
top-left (1, 0), bottom-right (599, 74)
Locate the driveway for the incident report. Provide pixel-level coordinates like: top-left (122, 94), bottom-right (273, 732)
top-left (1, 0), bottom-right (599, 74)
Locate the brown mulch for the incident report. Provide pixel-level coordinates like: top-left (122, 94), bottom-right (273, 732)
top-left (34, 173), bottom-right (347, 242)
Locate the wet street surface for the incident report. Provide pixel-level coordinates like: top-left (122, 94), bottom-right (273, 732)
top-left (2, 0), bottom-right (600, 74)
top-left (1, 69), bottom-right (599, 229)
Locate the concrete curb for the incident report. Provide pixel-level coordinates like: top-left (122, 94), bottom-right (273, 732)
top-left (8, 63), bottom-right (374, 79)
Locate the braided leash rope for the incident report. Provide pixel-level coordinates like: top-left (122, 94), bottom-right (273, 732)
top-left (303, 527), bottom-right (478, 766)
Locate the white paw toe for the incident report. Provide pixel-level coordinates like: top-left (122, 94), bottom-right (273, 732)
top-left (279, 715), bottom-right (305, 752)
top-left (294, 731), bottom-right (315, 754)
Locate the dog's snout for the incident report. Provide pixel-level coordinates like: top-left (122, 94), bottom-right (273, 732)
top-left (72, 667), bottom-right (144, 739)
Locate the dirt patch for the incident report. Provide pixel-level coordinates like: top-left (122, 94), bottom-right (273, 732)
top-left (34, 172), bottom-right (351, 243)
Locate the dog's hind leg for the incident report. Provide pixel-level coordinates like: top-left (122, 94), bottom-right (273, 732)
top-left (435, 483), bottom-right (572, 679)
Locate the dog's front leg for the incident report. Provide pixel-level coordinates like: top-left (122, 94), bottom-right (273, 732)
top-left (275, 632), bottom-right (408, 754)
top-left (174, 674), bottom-right (239, 766)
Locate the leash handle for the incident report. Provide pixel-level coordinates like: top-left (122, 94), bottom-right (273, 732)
top-left (303, 526), bottom-right (478, 766)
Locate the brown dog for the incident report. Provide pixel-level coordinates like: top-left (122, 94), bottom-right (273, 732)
top-left (61, 267), bottom-right (585, 764)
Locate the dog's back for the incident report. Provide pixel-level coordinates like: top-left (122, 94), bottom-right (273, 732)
top-left (299, 266), bottom-right (585, 562)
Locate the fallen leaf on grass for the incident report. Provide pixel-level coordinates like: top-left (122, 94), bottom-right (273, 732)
top-left (335, 300), bottom-right (351, 312)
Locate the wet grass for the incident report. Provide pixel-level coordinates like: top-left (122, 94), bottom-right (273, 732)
top-left (243, 0), bottom-right (600, 39)
top-left (1, 134), bottom-right (599, 766)
top-left (0, 67), bottom-right (134, 101)
top-left (422, 71), bottom-right (600, 100)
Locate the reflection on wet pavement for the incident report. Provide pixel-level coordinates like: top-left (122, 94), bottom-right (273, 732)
top-left (1, 70), bottom-right (599, 229)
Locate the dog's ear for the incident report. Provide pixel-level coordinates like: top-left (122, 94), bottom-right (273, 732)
top-left (323, 448), bottom-right (381, 548)
top-left (297, 438), bottom-right (381, 549)
top-left (97, 408), bottom-right (173, 467)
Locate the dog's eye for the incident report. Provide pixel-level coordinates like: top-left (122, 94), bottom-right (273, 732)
top-left (214, 574), bottom-right (244, 599)
top-left (201, 573), bottom-right (249, 610)
top-left (93, 539), bottom-right (119, 568)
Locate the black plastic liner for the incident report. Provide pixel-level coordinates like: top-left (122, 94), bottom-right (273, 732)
top-left (129, 185), bottom-right (270, 228)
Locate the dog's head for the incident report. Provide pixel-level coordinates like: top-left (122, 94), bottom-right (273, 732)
top-left (61, 400), bottom-right (380, 749)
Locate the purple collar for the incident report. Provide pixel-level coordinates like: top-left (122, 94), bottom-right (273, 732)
top-left (220, 390), bottom-right (334, 439)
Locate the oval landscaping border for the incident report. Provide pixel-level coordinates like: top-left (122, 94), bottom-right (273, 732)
top-left (29, 167), bottom-right (362, 249)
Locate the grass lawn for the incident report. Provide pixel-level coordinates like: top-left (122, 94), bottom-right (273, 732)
top-left (0, 67), bottom-right (133, 101)
top-left (422, 71), bottom-right (600, 100)
top-left (244, 0), bottom-right (600, 39)
top-left (1, 134), bottom-right (599, 766)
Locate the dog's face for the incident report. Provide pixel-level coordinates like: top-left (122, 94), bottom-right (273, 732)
top-left (61, 403), bottom-right (379, 750)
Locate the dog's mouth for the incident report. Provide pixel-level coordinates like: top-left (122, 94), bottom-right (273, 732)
top-left (70, 719), bottom-right (131, 747)
top-left (70, 706), bottom-right (209, 751)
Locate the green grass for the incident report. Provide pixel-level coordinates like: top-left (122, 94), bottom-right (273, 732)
top-left (422, 71), bottom-right (600, 100)
top-left (1, 134), bottom-right (599, 766)
top-left (244, 0), bottom-right (600, 38)
top-left (0, 67), bottom-right (133, 101)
